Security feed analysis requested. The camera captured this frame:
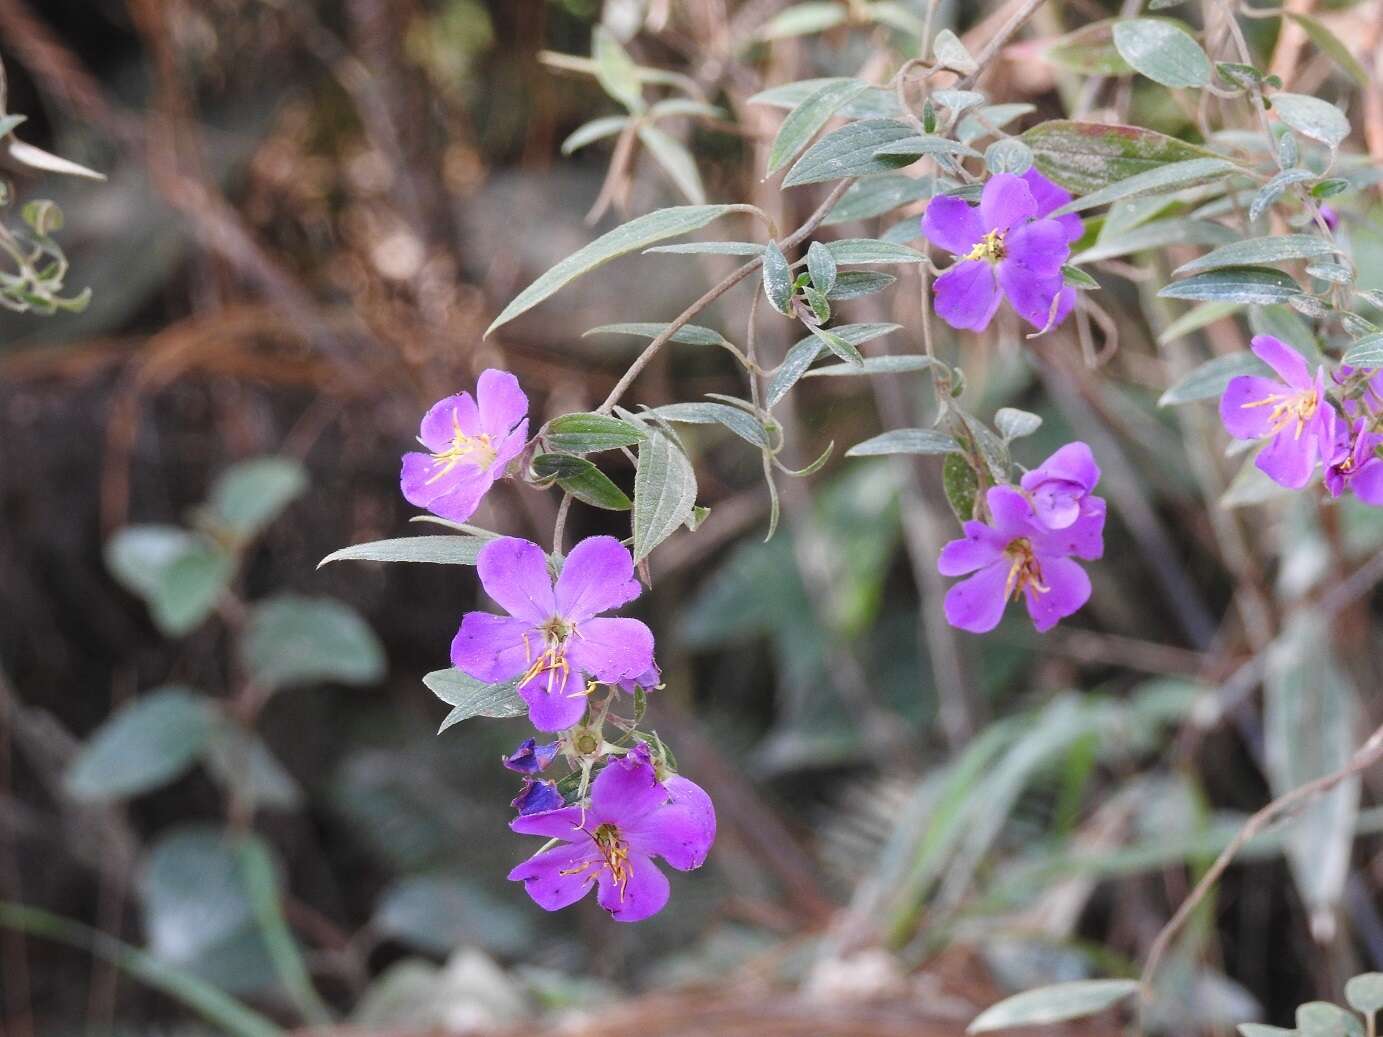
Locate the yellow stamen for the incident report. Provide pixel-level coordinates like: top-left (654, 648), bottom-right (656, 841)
top-left (425, 409), bottom-right (496, 484)
top-left (1241, 388), bottom-right (1319, 439)
top-left (963, 228), bottom-right (1006, 263)
top-left (1003, 538), bottom-right (1049, 601)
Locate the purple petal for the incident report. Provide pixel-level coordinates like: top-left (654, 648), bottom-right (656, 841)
top-left (596, 851), bottom-right (669, 922)
top-left (980, 173), bottom-right (1038, 233)
top-left (934, 259), bottom-right (1001, 332)
top-left (618, 659), bottom-right (662, 694)
top-left (987, 485), bottom-right (1041, 538)
top-left (451, 613), bottom-right (534, 683)
top-left (475, 369), bottom-right (529, 439)
top-left (1351, 460), bottom-right (1383, 505)
top-left (627, 774), bottom-right (716, 871)
top-left (997, 264), bottom-right (1068, 331)
top-left (921, 195), bottom-right (984, 255)
top-left (1220, 376), bottom-right (1287, 439)
top-left (1021, 168), bottom-right (1083, 240)
top-left (508, 840), bottom-right (599, 912)
top-left (565, 617), bottom-right (655, 685)
top-left (512, 778), bottom-right (565, 815)
top-left (1003, 219), bottom-right (1070, 279)
top-left (1021, 443), bottom-right (1100, 529)
top-left (503, 738), bottom-right (559, 774)
top-left (1033, 496), bottom-right (1106, 561)
top-left (943, 559), bottom-right (1013, 634)
top-left (1023, 556), bottom-right (1091, 632)
top-left (476, 536), bottom-right (557, 623)
top-left (400, 452), bottom-right (492, 520)
top-left (1250, 335), bottom-right (1312, 390)
top-left (1257, 427), bottom-right (1319, 489)
top-left (1320, 204), bottom-right (1339, 231)
top-left (510, 803), bottom-right (586, 839)
top-left (489, 420), bottom-right (530, 475)
top-left (519, 670), bottom-right (588, 732)
top-left (937, 521), bottom-right (1007, 576)
top-left (554, 536), bottom-right (643, 622)
top-left (418, 393), bottom-right (481, 452)
top-left (589, 748), bottom-right (668, 825)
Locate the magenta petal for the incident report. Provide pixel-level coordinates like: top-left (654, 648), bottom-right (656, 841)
top-left (921, 195), bottom-right (984, 255)
top-left (519, 671), bottom-right (588, 732)
top-left (423, 470), bottom-right (495, 523)
top-left (997, 264), bottom-right (1066, 330)
top-left (937, 522), bottom-right (1006, 575)
top-left (554, 536), bottom-right (643, 622)
top-left (987, 485), bottom-right (1040, 538)
top-left (1003, 219), bottom-right (1070, 279)
top-left (628, 774), bottom-right (716, 871)
top-left (401, 452), bottom-right (490, 516)
top-left (476, 536), bottom-right (557, 624)
top-left (1034, 497), bottom-right (1106, 561)
top-left (489, 420), bottom-right (530, 475)
top-left (1257, 427), bottom-right (1318, 489)
top-left (1250, 335), bottom-right (1311, 390)
top-left (451, 612), bottom-right (533, 682)
top-left (418, 392), bottom-right (481, 451)
top-left (943, 560), bottom-right (1012, 634)
top-left (509, 841), bottom-right (599, 912)
top-left (596, 852), bottom-right (669, 922)
top-left (1027, 442), bottom-right (1100, 493)
top-left (1021, 168), bottom-right (1083, 240)
top-left (475, 368), bottom-right (528, 439)
top-left (1351, 460), bottom-right (1383, 505)
top-left (590, 748), bottom-right (668, 824)
top-left (934, 259), bottom-right (1000, 332)
top-left (510, 804), bottom-right (585, 838)
top-left (565, 617), bottom-right (655, 685)
top-left (980, 173), bottom-right (1037, 232)
top-left (1220, 376), bottom-right (1285, 439)
top-left (1024, 556), bottom-right (1091, 632)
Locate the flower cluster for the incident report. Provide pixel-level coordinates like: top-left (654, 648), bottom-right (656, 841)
top-left (400, 372), bottom-right (715, 923)
top-left (1221, 335), bottom-right (1383, 504)
top-left (938, 442), bottom-right (1106, 634)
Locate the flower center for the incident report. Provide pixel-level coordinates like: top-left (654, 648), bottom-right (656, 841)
top-left (1003, 538), bottom-right (1048, 601)
top-left (426, 412), bottom-right (497, 484)
top-left (1242, 388), bottom-right (1319, 439)
top-left (592, 822), bottom-right (634, 897)
top-left (520, 618), bottom-right (580, 697)
top-left (964, 229), bottom-right (1006, 264)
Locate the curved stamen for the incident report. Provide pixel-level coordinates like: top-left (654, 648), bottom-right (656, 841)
top-left (426, 409), bottom-right (497, 483)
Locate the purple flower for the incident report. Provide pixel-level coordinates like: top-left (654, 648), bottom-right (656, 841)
top-left (1020, 441), bottom-right (1101, 530)
top-left (452, 535), bottom-right (655, 732)
top-left (921, 171), bottom-right (1077, 333)
top-left (508, 745), bottom-right (715, 923)
top-left (1221, 335), bottom-right (1337, 489)
top-left (1320, 204), bottom-right (1340, 232)
top-left (617, 660), bottom-right (662, 695)
top-left (512, 778), bottom-right (565, 816)
top-left (1325, 420), bottom-right (1383, 504)
top-left (938, 485), bottom-right (1105, 634)
top-left (401, 370), bottom-right (529, 523)
top-left (503, 737), bottom-right (559, 774)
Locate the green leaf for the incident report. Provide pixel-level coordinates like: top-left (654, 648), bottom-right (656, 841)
top-left (807, 240), bottom-right (838, 293)
top-left (943, 453), bottom-right (979, 522)
top-left (1344, 973), bottom-right (1383, 1017)
top-left (422, 669), bottom-right (525, 729)
top-left (1249, 304), bottom-right (1322, 364)
top-left (804, 355), bottom-right (936, 378)
top-left (649, 401), bottom-right (770, 448)
top-left (543, 412), bottom-right (647, 453)
top-left (985, 138), bottom-right (1033, 175)
top-left (584, 321), bottom-right (732, 347)
top-left (767, 323), bottom-right (901, 406)
top-left (631, 422), bottom-right (697, 562)
top-left (872, 135), bottom-right (982, 161)
top-left (1342, 333), bottom-right (1383, 369)
top-left (1022, 119), bottom-right (1225, 194)
top-left (1072, 217), bottom-right (1237, 264)
top-left (1270, 93), bottom-right (1351, 149)
top-left (826, 270), bottom-right (896, 299)
top-left (1237, 1026), bottom-right (1297, 1037)
top-left (783, 119), bottom-right (918, 187)
top-left (373, 875), bottom-right (533, 958)
top-left (1250, 168), bottom-right (1317, 222)
top-left (1297, 1002), bottom-right (1365, 1037)
top-left (802, 284), bottom-right (831, 322)
top-left (956, 103), bottom-right (1035, 145)
top-left (647, 98), bottom-right (726, 119)
top-left (0, 114), bottom-right (26, 140)
top-left (1285, 13), bottom-right (1368, 86)
top-left (1173, 234), bottom-right (1339, 276)
top-left (236, 838), bottom-right (330, 1023)
top-left (968, 980), bottom-right (1141, 1033)
top-left (205, 457), bottom-right (307, 541)
top-left (1158, 266), bottom-right (1300, 304)
top-left (932, 28), bottom-right (978, 74)
top-left (561, 115), bottom-right (629, 154)
top-left (749, 78), bottom-right (902, 119)
top-left (203, 725), bottom-right (301, 811)
top-left (531, 453), bottom-right (631, 510)
top-left (1052, 157), bottom-right (1240, 217)
top-left (767, 78), bottom-right (870, 175)
top-left (1045, 20), bottom-right (1133, 76)
top-left (846, 428), bottom-right (958, 456)
top-left (867, 1), bottom-right (924, 35)
top-left (318, 535), bottom-right (490, 568)
top-left (995, 407), bottom-right (1042, 439)
top-left (762, 241), bottom-right (794, 314)
top-left (931, 89), bottom-right (986, 112)
top-left (487, 205), bottom-right (739, 334)
top-left (240, 595), bottom-right (385, 691)
top-left (65, 687), bottom-right (215, 802)
top-left (105, 526), bottom-right (234, 636)
top-left (756, 2), bottom-right (848, 40)
top-left (823, 238), bottom-right (924, 265)
top-left (1112, 19), bottom-right (1211, 88)
top-left (1062, 264), bottom-right (1099, 289)
top-left (592, 26), bottom-right (643, 112)
top-left (1159, 351), bottom-right (1269, 406)
top-left (645, 241), bottom-right (763, 255)
top-left (1157, 300), bottom-right (1243, 343)
top-left (810, 325), bottom-right (864, 366)
top-left (637, 124), bottom-right (705, 204)
top-left (823, 173), bottom-right (933, 223)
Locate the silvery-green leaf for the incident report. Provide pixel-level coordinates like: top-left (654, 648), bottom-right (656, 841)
top-left (767, 78), bottom-right (870, 175)
top-left (1238, 1026), bottom-right (1297, 1037)
top-left (1250, 168), bottom-right (1317, 221)
top-left (1052, 157), bottom-right (1240, 217)
top-left (873, 135), bottom-right (982, 161)
top-left (205, 457), bottom-right (307, 541)
top-left (1044, 20), bottom-right (1133, 76)
top-left (423, 670), bottom-right (525, 728)
top-left (8, 138), bottom-right (105, 179)
top-left (995, 407), bottom-right (1043, 440)
top-left (319, 535), bottom-right (490, 567)
top-left (373, 875), bottom-right (532, 958)
top-left (1296, 1002), bottom-right (1365, 1037)
top-left (1157, 301), bottom-right (1243, 344)
top-left (531, 453), bottom-right (631, 510)
top-left (650, 401), bottom-right (770, 448)
top-left (805, 355), bottom-right (937, 378)
top-left (1285, 13), bottom-right (1367, 86)
top-left (1022, 119), bottom-right (1224, 194)
top-left (823, 238), bottom-right (923, 265)
top-left (1173, 234), bottom-right (1339, 276)
top-left (0, 114), bottom-right (26, 140)
top-left (1158, 267), bottom-right (1300, 305)
top-left (784, 119), bottom-right (919, 186)
top-left (645, 241), bottom-right (763, 255)
top-left (930, 89), bottom-right (986, 112)
top-left (1270, 93), bottom-right (1350, 149)
top-left (241, 595), bottom-right (385, 691)
top-left (632, 423), bottom-right (698, 562)
top-left (802, 284), bottom-right (831, 322)
top-left (1306, 262), bottom-right (1353, 285)
top-left (647, 98), bottom-right (726, 120)
top-left (943, 452), bottom-right (979, 522)
top-left (1073, 217), bottom-right (1237, 265)
top-left (826, 270), bottom-right (896, 299)
top-left (756, 2), bottom-right (848, 40)
top-left (1344, 974), bottom-right (1383, 1017)
top-left (932, 28), bottom-right (978, 74)
top-left (968, 979), bottom-right (1140, 1033)
top-left (867, 1), bottom-right (924, 34)
top-left (105, 526), bottom-right (234, 637)
top-left (762, 241), bottom-right (794, 313)
top-left (1062, 265), bottom-right (1098, 289)
top-left (1158, 351), bottom-right (1269, 406)
top-left (592, 26), bottom-right (643, 112)
top-left (637, 125), bottom-right (705, 203)
top-left (807, 240), bottom-right (838, 293)
top-left (584, 321), bottom-right (732, 347)
top-left (561, 116), bottom-right (630, 155)
top-left (810, 324), bottom-right (864, 366)
top-left (1113, 19), bottom-right (1211, 88)
top-left (956, 103), bottom-right (1035, 145)
top-left (1249, 304), bottom-right (1322, 364)
top-left (823, 174), bottom-right (933, 223)
top-left (543, 413), bottom-right (647, 453)
top-left (487, 205), bottom-right (739, 334)
top-left (880, 216), bottom-right (922, 243)
top-left (985, 138), bottom-right (1033, 175)
top-left (65, 687), bottom-right (215, 801)
top-left (767, 323), bottom-right (901, 406)
top-left (1342, 333), bottom-right (1383, 369)
top-left (203, 725), bottom-right (302, 811)
top-left (846, 427), bottom-right (958, 456)
top-left (748, 78), bottom-right (903, 119)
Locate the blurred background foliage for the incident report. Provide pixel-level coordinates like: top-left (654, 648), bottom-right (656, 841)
top-left (0, 0), bottom-right (1381, 1034)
